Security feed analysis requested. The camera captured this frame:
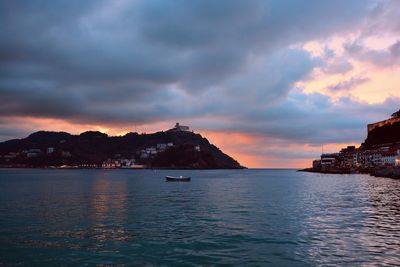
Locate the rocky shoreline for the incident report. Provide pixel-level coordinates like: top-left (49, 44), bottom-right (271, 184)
top-left (299, 166), bottom-right (400, 179)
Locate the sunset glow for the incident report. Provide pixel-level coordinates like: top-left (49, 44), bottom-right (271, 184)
top-left (1, 0), bottom-right (399, 168)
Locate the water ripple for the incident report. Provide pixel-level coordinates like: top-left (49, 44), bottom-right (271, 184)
top-left (0, 169), bottom-right (400, 266)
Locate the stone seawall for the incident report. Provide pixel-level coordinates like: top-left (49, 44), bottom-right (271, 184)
top-left (299, 167), bottom-right (400, 179)
top-left (370, 167), bottom-right (400, 179)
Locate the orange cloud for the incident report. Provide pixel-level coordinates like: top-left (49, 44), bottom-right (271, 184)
top-left (300, 35), bottom-right (400, 104)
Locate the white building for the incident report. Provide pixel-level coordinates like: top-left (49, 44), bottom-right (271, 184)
top-left (26, 149), bottom-right (41, 158)
top-left (372, 153), bottom-right (382, 166)
top-left (321, 153), bottom-right (338, 166)
top-left (5, 152), bottom-right (19, 159)
top-left (157, 144), bottom-right (167, 150)
top-left (171, 122), bottom-right (190, 131)
top-left (382, 153), bottom-right (397, 166)
top-left (354, 152), bottom-right (362, 167)
top-left (140, 152), bottom-right (149, 159)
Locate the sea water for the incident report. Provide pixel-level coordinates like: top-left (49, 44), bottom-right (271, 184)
top-left (0, 169), bottom-right (399, 266)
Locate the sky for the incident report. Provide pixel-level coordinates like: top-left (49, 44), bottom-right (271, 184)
top-left (0, 0), bottom-right (399, 168)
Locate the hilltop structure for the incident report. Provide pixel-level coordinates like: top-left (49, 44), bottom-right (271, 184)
top-left (367, 109), bottom-right (400, 133)
top-left (169, 122), bottom-right (190, 132)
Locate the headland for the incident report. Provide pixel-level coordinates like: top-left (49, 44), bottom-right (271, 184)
top-left (0, 123), bottom-right (244, 169)
top-left (301, 109), bottom-right (400, 179)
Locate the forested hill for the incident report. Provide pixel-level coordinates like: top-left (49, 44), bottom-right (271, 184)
top-left (0, 130), bottom-right (244, 169)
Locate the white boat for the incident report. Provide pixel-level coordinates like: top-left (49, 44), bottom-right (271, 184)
top-left (165, 175), bottom-right (191, 182)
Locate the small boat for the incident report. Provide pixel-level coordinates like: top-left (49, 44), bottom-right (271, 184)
top-left (165, 175), bottom-right (191, 182)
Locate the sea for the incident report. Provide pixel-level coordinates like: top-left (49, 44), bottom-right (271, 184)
top-left (0, 169), bottom-right (399, 266)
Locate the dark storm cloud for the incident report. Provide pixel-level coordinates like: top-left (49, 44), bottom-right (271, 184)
top-left (0, 0), bottom-right (390, 146)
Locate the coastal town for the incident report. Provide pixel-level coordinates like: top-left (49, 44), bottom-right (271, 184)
top-left (306, 109), bottom-right (400, 179)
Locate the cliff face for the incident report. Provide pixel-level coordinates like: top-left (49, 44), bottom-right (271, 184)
top-left (362, 121), bottom-right (400, 148)
top-left (0, 130), bottom-right (244, 169)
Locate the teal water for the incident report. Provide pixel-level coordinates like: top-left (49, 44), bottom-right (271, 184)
top-left (0, 169), bottom-right (399, 266)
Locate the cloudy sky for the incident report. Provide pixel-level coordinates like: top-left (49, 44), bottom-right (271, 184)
top-left (1, 0), bottom-right (399, 167)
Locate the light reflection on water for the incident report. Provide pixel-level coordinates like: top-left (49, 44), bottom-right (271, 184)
top-left (0, 169), bottom-right (399, 266)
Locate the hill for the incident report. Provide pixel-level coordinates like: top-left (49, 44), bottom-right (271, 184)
top-left (0, 130), bottom-right (244, 169)
top-left (361, 121), bottom-right (400, 148)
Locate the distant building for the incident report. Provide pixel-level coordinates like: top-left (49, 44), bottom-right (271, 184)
top-left (320, 153), bottom-right (339, 168)
top-left (27, 149), bottom-right (41, 153)
top-left (361, 150), bottom-right (382, 167)
top-left (47, 147), bottom-right (55, 154)
top-left (381, 152), bottom-right (397, 166)
top-left (61, 151), bottom-right (72, 158)
top-left (353, 151), bottom-right (361, 167)
top-left (339, 146), bottom-right (357, 168)
top-left (194, 145), bottom-right (201, 152)
top-left (170, 122), bottom-right (190, 132)
top-left (367, 108), bottom-right (400, 133)
top-left (102, 159), bottom-right (114, 168)
top-left (5, 152), bottom-right (19, 159)
top-left (313, 160), bottom-right (321, 169)
top-left (26, 149), bottom-right (41, 158)
top-left (340, 146), bottom-right (356, 153)
top-left (372, 152), bottom-right (382, 166)
top-left (396, 155), bottom-right (400, 166)
top-left (102, 158), bottom-right (136, 168)
top-left (157, 144), bottom-right (167, 151)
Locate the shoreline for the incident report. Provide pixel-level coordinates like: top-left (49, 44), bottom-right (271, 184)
top-left (0, 166), bottom-right (246, 170)
top-left (299, 167), bottom-right (400, 179)
top-left (1, 166), bottom-right (398, 178)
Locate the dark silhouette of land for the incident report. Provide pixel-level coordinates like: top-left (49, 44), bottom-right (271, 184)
top-left (0, 130), bottom-right (244, 169)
